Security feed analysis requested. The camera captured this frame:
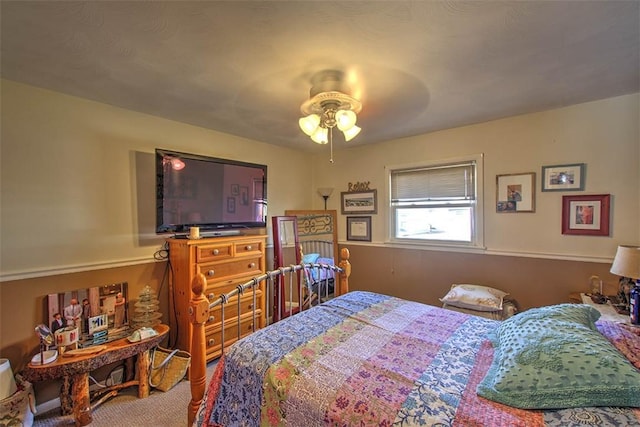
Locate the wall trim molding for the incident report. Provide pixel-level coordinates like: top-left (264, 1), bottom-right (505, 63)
top-left (2, 243), bottom-right (614, 282)
top-left (0, 257), bottom-right (162, 282)
top-left (340, 240), bottom-right (613, 264)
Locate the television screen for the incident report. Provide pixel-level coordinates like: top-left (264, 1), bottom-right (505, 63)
top-left (156, 149), bottom-right (267, 234)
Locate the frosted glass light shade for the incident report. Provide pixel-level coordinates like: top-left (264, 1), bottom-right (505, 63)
top-left (299, 114), bottom-right (320, 136)
top-left (342, 125), bottom-right (361, 142)
top-left (336, 110), bottom-right (357, 131)
top-left (311, 127), bottom-right (328, 144)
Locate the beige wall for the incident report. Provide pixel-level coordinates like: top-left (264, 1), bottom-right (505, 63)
top-left (341, 244), bottom-right (623, 310)
top-left (1, 80), bottom-right (639, 390)
top-left (0, 80), bottom-right (310, 372)
top-left (1, 80), bottom-right (313, 279)
top-left (316, 93), bottom-right (639, 257)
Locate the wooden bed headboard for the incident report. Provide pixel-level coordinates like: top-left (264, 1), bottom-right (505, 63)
top-left (187, 248), bottom-right (351, 425)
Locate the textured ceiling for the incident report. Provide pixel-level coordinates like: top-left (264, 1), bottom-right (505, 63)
top-left (2, 1), bottom-right (638, 153)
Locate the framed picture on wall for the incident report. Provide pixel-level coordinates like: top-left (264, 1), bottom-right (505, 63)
top-left (346, 216), bottom-right (372, 241)
top-left (496, 172), bottom-right (535, 213)
top-left (562, 194), bottom-right (610, 236)
top-left (541, 163), bottom-right (585, 191)
top-left (341, 190), bottom-right (377, 214)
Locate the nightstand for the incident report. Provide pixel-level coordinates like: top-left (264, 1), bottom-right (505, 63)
top-left (579, 293), bottom-right (630, 323)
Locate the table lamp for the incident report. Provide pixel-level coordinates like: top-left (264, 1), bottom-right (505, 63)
top-left (610, 245), bottom-right (640, 323)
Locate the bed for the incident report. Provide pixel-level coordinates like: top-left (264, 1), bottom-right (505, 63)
top-left (299, 239), bottom-right (336, 299)
top-left (187, 254), bottom-right (640, 426)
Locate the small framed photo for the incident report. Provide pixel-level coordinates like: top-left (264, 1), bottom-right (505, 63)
top-left (562, 194), bottom-right (610, 236)
top-left (240, 186), bottom-right (249, 205)
top-left (496, 172), bottom-right (535, 213)
top-left (541, 163), bottom-right (585, 192)
top-left (231, 184), bottom-right (239, 196)
top-left (227, 197), bottom-right (236, 213)
top-left (346, 216), bottom-right (372, 241)
top-left (341, 190), bottom-right (377, 215)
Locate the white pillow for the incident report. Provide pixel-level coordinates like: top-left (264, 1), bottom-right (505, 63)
top-left (440, 284), bottom-right (508, 312)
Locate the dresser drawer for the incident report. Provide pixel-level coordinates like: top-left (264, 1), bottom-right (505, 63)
top-left (196, 243), bottom-right (234, 263)
top-left (234, 239), bottom-right (264, 256)
top-left (204, 313), bottom-right (260, 357)
top-left (205, 290), bottom-right (263, 325)
top-left (198, 257), bottom-right (262, 282)
top-left (204, 278), bottom-right (262, 303)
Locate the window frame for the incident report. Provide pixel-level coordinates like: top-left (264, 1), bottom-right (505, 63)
top-left (386, 154), bottom-right (484, 249)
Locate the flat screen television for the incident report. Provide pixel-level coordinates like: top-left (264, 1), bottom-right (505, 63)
top-left (156, 149), bottom-right (267, 234)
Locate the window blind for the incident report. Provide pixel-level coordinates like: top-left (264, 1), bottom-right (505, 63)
top-left (391, 162), bottom-right (476, 202)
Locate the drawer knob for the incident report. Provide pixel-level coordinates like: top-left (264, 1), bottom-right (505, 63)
top-left (208, 315), bottom-right (215, 323)
top-left (208, 293), bottom-right (215, 301)
top-left (208, 338), bottom-right (215, 346)
top-left (207, 269), bottom-right (215, 276)
top-left (248, 304), bottom-right (254, 309)
top-left (245, 245), bottom-right (252, 251)
top-left (249, 262), bottom-right (256, 269)
top-left (212, 249), bottom-right (219, 255)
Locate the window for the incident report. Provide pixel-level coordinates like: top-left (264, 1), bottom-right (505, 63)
top-left (388, 155), bottom-right (483, 247)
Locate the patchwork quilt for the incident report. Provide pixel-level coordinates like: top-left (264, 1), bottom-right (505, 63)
top-left (194, 291), bottom-right (640, 426)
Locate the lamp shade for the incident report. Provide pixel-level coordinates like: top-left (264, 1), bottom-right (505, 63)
top-left (311, 127), bottom-right (328, 144)
top-left (336, 109), bottom-right (357, 131)
top-left (299, 114), bottom-right (320, 136)
top-left (342, 125), bottom-right (361, 142)
top-left (610, 245), bottom-right (640, 279)
top-left (317, 187), bottom-right (334, 197)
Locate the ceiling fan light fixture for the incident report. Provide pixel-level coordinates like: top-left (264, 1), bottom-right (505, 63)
top-left (299, 114), bottom-right (320, 136)
top-left (299, 70), bottom-right (363, 161)
top-left (310, 126), bottom-right (328, 144)
top-left (335, 109), bottom-right (357, 131)
top-left (342, 125), bottom-right (361, 142)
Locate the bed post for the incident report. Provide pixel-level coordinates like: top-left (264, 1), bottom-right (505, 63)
top-left (188, 273), bottom-right (209, 426)
top-left (337, 248), bottom-right (351, 295)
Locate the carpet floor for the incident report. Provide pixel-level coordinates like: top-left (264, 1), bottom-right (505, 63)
top-left (33, 361), bottom-right (217, 427)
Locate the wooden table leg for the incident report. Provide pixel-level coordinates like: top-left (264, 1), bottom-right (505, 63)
top-left (137, 349), bottom-right (151, 398)
top-left (60, 375), bottom-right (73, 415)
top-left (71, 372), bottom-right (92, 426)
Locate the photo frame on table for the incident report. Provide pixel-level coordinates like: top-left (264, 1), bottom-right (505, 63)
top-left (496, 172), bottom-right (535, 213)
top-left (346, 216), bottom-right (372, 241)
top-left (541, 163), bottom-right (585, 192)
top-left (341, 190), bottom-right (377, 215)
top-left (562, 194), bottom-right (610, 236)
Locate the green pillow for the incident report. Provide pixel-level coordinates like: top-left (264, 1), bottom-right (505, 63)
top-left (477, 304), bottom-right (640, 409)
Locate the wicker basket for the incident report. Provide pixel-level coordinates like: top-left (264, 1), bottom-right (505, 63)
top-left (149, 347), bottom-right (191, 392)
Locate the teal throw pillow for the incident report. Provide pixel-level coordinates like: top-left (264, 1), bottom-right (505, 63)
top-left (477, 304), bottom-right (640, 409)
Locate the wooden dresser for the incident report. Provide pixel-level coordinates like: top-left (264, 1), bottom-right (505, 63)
top-left (167, 234), bottom-right (267, 362)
